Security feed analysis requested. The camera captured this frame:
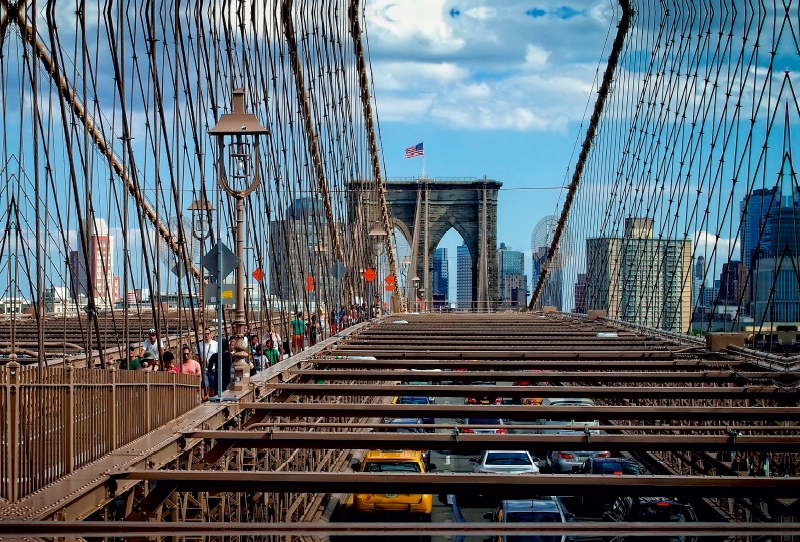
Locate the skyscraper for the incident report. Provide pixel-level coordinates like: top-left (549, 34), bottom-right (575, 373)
top-left (498, 243), bottom-right (528, 309)
top-left (740, 187), bottom-right (778, 269)
top-left (69, 218), bottom-right (117, 305)
top-left (531, 246), bottom-right (563, 310)
top-left (586, 218), bottom-right (692, 332)
top-left (269, 197), bottom-right (332, 302)
top-left (573, 273), bottom-right (587, 313)
top-left (432, 248), bottom-right (449, 299)
top-left (457, 244), bottom-right (472, 309)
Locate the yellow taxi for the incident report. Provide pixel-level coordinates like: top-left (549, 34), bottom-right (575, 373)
top-left (351, 449), bottom-right (433, 517)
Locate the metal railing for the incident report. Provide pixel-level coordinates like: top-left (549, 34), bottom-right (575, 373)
top-left (0, 362), bottom-right (201, 502)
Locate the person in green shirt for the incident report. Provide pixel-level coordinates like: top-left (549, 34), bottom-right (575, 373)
top-left (290, 312), bottom-right (306, 354)
top-left (126, 344), bottom-right (142, 370)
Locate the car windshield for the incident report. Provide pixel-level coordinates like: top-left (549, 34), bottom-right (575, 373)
top-left (485, 453), bottom-right (531, 465)
top-left (397, 396), bottom-right (428, 404)
top-left (506, 511), bottom-right (561, 522)
top-left (362, 461), bottom-right (421, 473)
top-left (466, 418), bottom-right (502, 425)
top-left (594, 461), bottom-right (640, 475)
top-left (635, 504), bottom-right (695, 522)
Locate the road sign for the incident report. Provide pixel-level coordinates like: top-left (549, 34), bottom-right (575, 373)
top-left (363, 268), bottom-right (376, 282)
top-left (252, 268), bottom-right (264, 282)
top-left (220, 284), bottom-right (236, 305)
top-left (170, 262), bottom-right (190, 278)
top-left (384, 275), bottom-right (395, 284)
top-left (385, 284), bottom-right (394, 291)
top-left (331, 261), bottom-right (347, 281)
top-left (305, 283), bottom-right (314, 291)
top-left (202, 242), bottom-right (240, 281)
top-left (306, 275), bottom-right (314, 285)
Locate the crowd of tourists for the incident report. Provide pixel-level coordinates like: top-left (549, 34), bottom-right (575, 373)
top-left (116, 304), bottom-right (380, 398)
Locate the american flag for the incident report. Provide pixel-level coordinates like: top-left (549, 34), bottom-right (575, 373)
top-left (404, 142), bottom-right (424, 158)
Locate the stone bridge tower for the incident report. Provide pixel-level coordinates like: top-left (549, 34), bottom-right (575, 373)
top-left (350, 178), bottom-right (501, 310)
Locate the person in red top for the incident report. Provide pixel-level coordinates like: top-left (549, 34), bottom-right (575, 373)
top-left (180, 346), bottom-right (202, 375)
top-left (162, 352), bottom-right (178, 373)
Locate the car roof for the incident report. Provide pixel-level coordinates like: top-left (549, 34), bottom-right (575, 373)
top-left (465, 417), bottom-right (504, 424)
top-left (503, 500), bottom-right (561, 513)
top-left (364, 449), bottom-right (422, 461)
top-left (389, 417), bottom-right (423, 424)
top-left (485, 450), bottom-right (530, 455)
top-left (592, 458), bottom-right (638, 464)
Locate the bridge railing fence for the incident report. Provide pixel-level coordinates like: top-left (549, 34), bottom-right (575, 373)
top-left (0, 362), bottom-right (201, 503)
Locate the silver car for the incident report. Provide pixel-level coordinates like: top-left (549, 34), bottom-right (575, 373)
top-left (470, 450), bottom-right (540, 474)
top-left (547, 430), bottom-right (610, 473)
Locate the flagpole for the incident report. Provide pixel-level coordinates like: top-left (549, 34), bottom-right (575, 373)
top-left (422, 147), bottom-right (426, 179)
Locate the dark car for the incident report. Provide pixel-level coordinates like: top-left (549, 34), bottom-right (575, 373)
top-left (603, 496), bottom-right (698, 542)
top-left (393, 396), bottom-right (435, 425)
top-left (579, 458), bottom-right (641, 475)
top-left (464, 381), bottom-right (502, 405)
top-left (577, 458), bottom-right (641, 514)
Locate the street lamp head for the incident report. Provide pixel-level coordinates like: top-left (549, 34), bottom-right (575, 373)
top-left (367, 223), bottom-right (387, 237)
top-left (209, 88), bottom-right (268, 198)
top-left (401, 256), bottom-right (411, 266)
top-left (208, 89), bottom-right (269, 136)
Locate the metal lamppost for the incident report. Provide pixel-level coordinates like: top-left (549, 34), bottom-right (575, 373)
top-left (401, 256), bottom-right (411, 312)
top-left (412, 275), bottom-right (420, 312)
top-left (188, 196), bottom-right (214, 383)
top-left (368, 223), bottom-right (387, 317)
top-left (208, 88), bottom-right (268, 393)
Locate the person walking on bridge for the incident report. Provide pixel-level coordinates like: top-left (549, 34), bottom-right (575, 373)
top-left (290, 312), bottom-right (306, 354)
top-left (181, 345), bottom-right (202, 376)
top-left (198, 328), bottom-right (218, 396)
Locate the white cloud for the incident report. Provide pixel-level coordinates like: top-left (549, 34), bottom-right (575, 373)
top-left (524, 44), bottom-right (551, 69)
top-left (372, 61), bottom-right (469, 91)
top-left (366, 0), bottom-right (614, 132)
top-left (365, 0), bottom-right (465, 54)
top-left (693, 231), bottom-right (741, 261)
top-left (463, 7), bottom-right (498, 20)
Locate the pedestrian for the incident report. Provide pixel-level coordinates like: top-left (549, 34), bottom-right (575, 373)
top-left (262, 328), bottom-right (283, 360)
top-left (125, 344), bottom-right (142, 370)
top-left (250, 334), bottom-right (262, 375)
top-left (198, 328), bottom-right (218, 396)
top-left (308, 314), bottom-right (318, 346)
top-left (208, 340), bottom-right (233, 391)
top-left (142, 350), bottom-right (159, 371)
top-left (162, 351), bottom-right (178, 373)
top-left (180, 345), bottom-right (202, 375)
top-left (143, 328), bottom-right (165, 357)
top-left (263, 333), bottom-right (280, 367)
top-left (290, 312), bottom-right (305, 354)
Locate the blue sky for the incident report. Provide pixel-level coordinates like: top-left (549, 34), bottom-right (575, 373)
top-left (364, 0), bottom-right (616, 300)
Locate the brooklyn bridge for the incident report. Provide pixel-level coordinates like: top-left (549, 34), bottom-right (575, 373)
top-left (1, 0), bottom-right (800, 539)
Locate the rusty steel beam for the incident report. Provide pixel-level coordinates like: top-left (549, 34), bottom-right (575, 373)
top-left (215, 421), bottom-right (800, 433)
top-left (323, 349), bottom-right (685, 360)
top-left (314, 359), bottom-right (737, 370)
top-left (114, 471), bottom-right (800, 498)
top-left (239, 403), bottom-right (800, 421)
top-left (330, 345), bottom-right (673, 353)
top-left (4, 521), bottom-right (800, 537)
top-left (292, 369), bottom-right (799, 385)
top-left (271, 384), bottom-right (799, 401)
top-left (184, 430), bottom-right (800, 452)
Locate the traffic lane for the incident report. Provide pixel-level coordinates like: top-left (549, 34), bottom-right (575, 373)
top-left (431, 396), bottom-right (520, 542)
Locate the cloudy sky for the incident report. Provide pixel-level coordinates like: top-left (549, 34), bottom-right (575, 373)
top-left (363, 0), bottom-right (617, 298)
